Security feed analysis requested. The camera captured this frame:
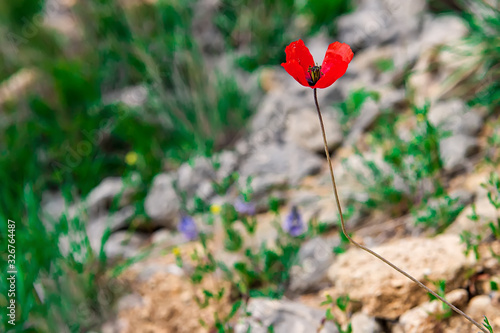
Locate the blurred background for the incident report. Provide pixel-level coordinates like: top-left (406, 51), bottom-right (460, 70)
top-left (0, 0), bottom-right (499, 332)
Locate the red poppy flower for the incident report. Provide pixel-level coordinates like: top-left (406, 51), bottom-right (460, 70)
top-left (281, 39), bottom-right (353, 89)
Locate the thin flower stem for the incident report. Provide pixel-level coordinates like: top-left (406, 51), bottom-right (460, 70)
top-left (313, 88), bottom-right (488, 333)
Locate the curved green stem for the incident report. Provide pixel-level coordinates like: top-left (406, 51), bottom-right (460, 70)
top-left (313, 88), bottom-right (488, 333)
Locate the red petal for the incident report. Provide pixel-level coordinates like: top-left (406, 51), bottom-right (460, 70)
top-left (313, 42), bottom-right (353, 89)
top-left (283, 39), bottom-right (315, 85)
top-left (282, 60), bottom-right (310, 87)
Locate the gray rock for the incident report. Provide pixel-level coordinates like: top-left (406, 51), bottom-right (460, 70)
top-left (214, 150), bottom-right (239, 181)
top-left (239, 142), bottom-right (323, 189)
top-left (41, 190), bottom-right (66, 223)
top-left (418, 15), bottom-right (468, 52)
top-left (428, 99), bottom-right (483, 136)
top-left (86, 177), bottom-right (135, 218)
top-left (289, 237), bottom-right (338, 294)
top-left (351, 312), bottom-right (383, 333)
top-left (250, 91), bottom-right (300, 140)
top-left (177, 156), bottom-right (215, 200)
top-left (191, 0), bottom-right (224, 55)
top-left (244, 174), bottom-right (288, 199)
top-left (144, 173), bottom-right (180, 228)
top-left (338, 0), bottom-right (426, 50)
top-left (101, 319), bottom-right (129, 333)
top-left (235, 298), bottom-right (338, 333)
top-left (58, 205), bottom-right (136, 258)
top-left (87, 206), bottom-right (135, 253)
top-left (378, 88), bottom-right (406, 110)
top-left (43, 0), bottom-right (79, 39)
top-left (286, 108), bottom-right (343, 153)
top-left (150, 228), bottom-right (186, 246)
top-left (136, 263), bottom-right (184, 282)
top-left (449, 189), bottom-right (475, 207)
top-left (439, 134), bottom-right (479, 172)
top-left (103, 85), bottom-right (148, 107)
top-left (117, 293), bottom-right (145, 312)
top-left (289, 190), bottom-right (322, 208)
top-left (104, 231), bottom-right (147, 260)
top-left (315, 199), bottom-right (366, 229)
top-left (344, 99), bottom-right (380, 146)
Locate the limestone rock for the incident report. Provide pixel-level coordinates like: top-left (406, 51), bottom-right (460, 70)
top-left (351, 312), bottom-right (383, 333)
top-left (428, 99), bottom-right (483, 136)
top-left (286, 108), bottom-right (343, 153)
top-left (398, 289), bottom-right (468, 333)
top-left (289, 237), bottom-right (339, 294)
top-left (239, 142), bottom-right (322, 188)
top-left (235, 298), bottom-right (338, 333)
top-left (328, 235), bottom-right (473, 319)
top-left (104, 231), bottom-right (147, 260)
top-left (144, 173), bottom-right (180, 228)
top-left (439, 135), bottom-right (479, 173)
top-left (337, 0), bottom-right (426, 50)
top-left (86, 206), bottom-right (135, 253)
top-left (86, 177), bottom-right (135, 218)
top-left (446, 196), bottom-right (498, 236)
top-left (177, 156), bottom-right (215, 200)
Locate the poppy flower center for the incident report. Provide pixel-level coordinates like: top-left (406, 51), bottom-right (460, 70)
top-left (307, 65), bottom-right (323, 86)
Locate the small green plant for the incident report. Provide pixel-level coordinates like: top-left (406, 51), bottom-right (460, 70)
top-left (491, 280), bottom-right (499, 291)
top-left (459, 204), bottom-right (483, 260)
top-left (374, 58), bottom-right (395, 73)
top-left (350, 103), bottom-right (447, 216)
top-left (334, 88), bottom-right (379, 135)
top-left (319, 294), bottom-right (352, 333)
top-left (300, 0), bottom-right (353, 36)
top-left (413, 195), bottom-right (465, 233)
top-left (426, 278), bottom-right (453, 320)
top-left (482, 172), bottom-right (500, 239)
top-left (485, 119), bottom-right (500, 165)
top-left (460, 229), bottom-right (482, 260)
top-left (213, 0), bottom-right (352, 72)
top-left (214, 0), bottom-right (298, 71)
top-left (333, 227), bottom-right (352, 255)
top-left (484, 316), bottom-right (494, 333)
top-left (175, 188), bottom-right (314, 331)
top-left (462, 0), bottom-right (500, 111)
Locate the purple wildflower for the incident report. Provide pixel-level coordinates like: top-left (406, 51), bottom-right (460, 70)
top-left (178, 214), bottom-right (198, 241)
top-left (234, 197), bottom-right (256, 216)
top-left (283, 206), bottom-right (305, 237)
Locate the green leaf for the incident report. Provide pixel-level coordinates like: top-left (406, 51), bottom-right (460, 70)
top-left (483, 316), bottom-right (494, 333)
top-left (203, 289), bottom-right (214, 298)
top-left (336, 295), bottom-right (350, 312)
top-left (325, 308), bottom-right (335, 321)
top-left (227, 300), bottom-right (243, 321)
top-left (320, 294), bottom-right (334, 306)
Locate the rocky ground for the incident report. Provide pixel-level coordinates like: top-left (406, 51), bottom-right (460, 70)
top-left (38, 0), bottom-right (500, 332)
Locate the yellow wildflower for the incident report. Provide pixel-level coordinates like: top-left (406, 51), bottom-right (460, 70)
top-left (125, 151), bottom-right (138, 166)
top-left (210, 204), bottom-right (221, 214)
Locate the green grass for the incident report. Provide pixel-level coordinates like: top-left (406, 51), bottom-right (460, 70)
top-left (214, 0), bottom-right (352, 71)
top-left (461, 0), bottom-right (500, 111)
top-left (0, 0), bottom-right (255, 330)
